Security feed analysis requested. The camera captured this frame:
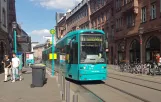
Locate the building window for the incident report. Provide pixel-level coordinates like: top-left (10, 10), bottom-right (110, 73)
top-left (111, 8), bottom-right (114, 16)
top-left (141, 7), bottom-right (146, 23)
top-left (151, 3), bottom-right (156, 20)
top-left (123, 0), bottom-right (132, 5)
top-left (2, 9), bottom-right (6, 27)
top-left (126, 13), bottom-right (134, 27)
top-left (116, 17), bottom-right (123, 31)
top-left (116, 0), bottom-right (122, 10)
top-left (111, 25), bottom-right (114, 40)
top-left (98, 16), bottom-right (101, 23)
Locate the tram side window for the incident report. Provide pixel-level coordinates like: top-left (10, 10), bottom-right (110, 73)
top-left (69, 43), bottom-right (78, 64)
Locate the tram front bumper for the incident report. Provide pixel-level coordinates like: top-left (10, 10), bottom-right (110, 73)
top-left (79, 70), bottom-right (107, 81)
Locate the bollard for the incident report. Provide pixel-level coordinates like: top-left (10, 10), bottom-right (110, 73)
top-left (62, 75), bottom-right (65, 100)
top-left (73, 94), bottom-right (78, 102)
top-left (58, 70), bottom-right (61, 85)
top-left (66, 81), bottom-right (70, 102)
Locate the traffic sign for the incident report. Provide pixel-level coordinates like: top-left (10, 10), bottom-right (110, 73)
top-left (50, 29), bottom-right (56, 34)
top-left (49, 53), bottom-right (57, 60)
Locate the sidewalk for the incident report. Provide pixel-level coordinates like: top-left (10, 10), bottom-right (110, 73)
top-left (0, 68), bottom-right (61, 102)
top-left (108, 65), bottom-right (161, 82)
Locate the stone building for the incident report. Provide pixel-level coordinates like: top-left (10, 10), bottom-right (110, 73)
top-left (56, 0), bottom-right (91, 39)
top-left (56, 0), bottom-right (161, 64)
top-left (7, 0), bottom-right (17, 54)
top-left (33, 44), bottom-right (45, 60)
top-left (0, 0), bottom-right (10, 60)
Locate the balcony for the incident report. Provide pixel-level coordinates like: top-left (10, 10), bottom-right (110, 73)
top-left (121, 0), bottom-right (138, 14)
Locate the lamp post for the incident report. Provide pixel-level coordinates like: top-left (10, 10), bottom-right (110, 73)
top-left (50, 29), bottom-right (56, 76)
top-left (139, 27), bottom-right (144, 64)
top-left (12, 21), bottom-right (17, 54)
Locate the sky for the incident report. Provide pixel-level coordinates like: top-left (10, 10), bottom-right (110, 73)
top-left (16, 0), bottom-right (82, 44)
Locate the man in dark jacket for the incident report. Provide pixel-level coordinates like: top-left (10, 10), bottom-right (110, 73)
top-left (1, 55), bottom-right (12, 82)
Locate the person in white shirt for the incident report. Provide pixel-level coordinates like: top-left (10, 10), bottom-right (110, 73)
top-left (11, 53), bottom-right (20, 83)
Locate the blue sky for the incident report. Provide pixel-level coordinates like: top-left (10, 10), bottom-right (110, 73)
top-left (16, 0), bottom-right (81, 43)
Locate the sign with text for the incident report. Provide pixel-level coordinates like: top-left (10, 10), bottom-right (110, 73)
top-left (81, 35), bottom-right (103, 42)
top-left (17, 36), bottom-right (28, 43)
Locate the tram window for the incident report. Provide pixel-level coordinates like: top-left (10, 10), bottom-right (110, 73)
top-left (69, 42), bottom-right (78, 64)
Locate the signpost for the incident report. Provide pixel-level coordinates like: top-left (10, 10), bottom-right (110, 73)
top-left (50, 29), bottom-right (56, 76)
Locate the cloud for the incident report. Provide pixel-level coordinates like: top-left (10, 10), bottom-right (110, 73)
top-left (30, 0), bottom-right (82, 10)
top-left (30, 29), bottom-right (50, 36)
top-left (29, 29), bottom-right (51, 43)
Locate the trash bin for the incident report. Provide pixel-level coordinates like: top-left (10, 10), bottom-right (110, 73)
top-left (30, 64), bottom-right (46, 88)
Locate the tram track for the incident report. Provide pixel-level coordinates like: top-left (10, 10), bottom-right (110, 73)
top-left (69, 77), bottom-right (161, 102)
top-left (80, 85), bottom-right (106, 102)
top-left (82, 83), bottom-right (145, 102)
top-left (103, 77), bottom-right (161, 102)
top-left (109, 76), bottom-right (161, 92)
top-left (109, 73), bottom-right (161, 84)
top-left (103, 83), bottom-right (150, 102)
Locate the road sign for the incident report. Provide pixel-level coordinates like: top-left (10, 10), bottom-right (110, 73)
top-left (50, 29), bottom-right (56, 35)
top-left (49, 53), bottom-right (57, 60)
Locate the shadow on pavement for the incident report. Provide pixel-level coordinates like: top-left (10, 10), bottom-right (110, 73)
top-left (66, 78), bottom-right (105, 85)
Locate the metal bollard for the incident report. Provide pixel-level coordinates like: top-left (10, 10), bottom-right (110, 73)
top-left (62, 75), bottom-right (65, 100)
top-left (73, 94), bottom-right (78, 102)
top-left (58, 70), bottom-right (61, 85)
top-left (66, 81), bottom-right (70, 102)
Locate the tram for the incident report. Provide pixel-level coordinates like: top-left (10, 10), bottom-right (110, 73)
top-left (42, 29), bottom-right (108, 81)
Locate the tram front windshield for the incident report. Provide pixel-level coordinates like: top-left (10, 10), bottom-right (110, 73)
top-left (80, 34), bottom-right (106, 64)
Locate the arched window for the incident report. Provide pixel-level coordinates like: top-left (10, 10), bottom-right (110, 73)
top-left (146, 36), bottom-right (160, 62)
top-left (129, 39), bottom-right (140, 63)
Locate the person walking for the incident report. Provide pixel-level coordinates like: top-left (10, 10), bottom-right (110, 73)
top-left (1, 55), bottom-right (12, 82)
top-left (11, 53), bottom-right (20, 83)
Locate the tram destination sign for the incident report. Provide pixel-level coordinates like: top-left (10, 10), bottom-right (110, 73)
top-left (81, 35), bottom-right (103, 42)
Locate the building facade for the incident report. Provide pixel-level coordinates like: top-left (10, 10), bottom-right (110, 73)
top-left (66, 0), bottom-right (90, 32)
top-left (56, 14), bottom-right (66, 39)
top-left (56, 0), bottom-right (161, 64)
top-left (33, 44), bottom-right (45, 60)
top-left (0, 0), bottom-right (10, 61)
top-left (17, 29), bottom-right (32, 53)
top-left (56, 0), bottom-right (91, 39)
top-left (7, 0), bottom-right (17, 54)
top-left (31, 42), bottom-right (39, 52)
top-left (112, 0), bottom-right (161, 64)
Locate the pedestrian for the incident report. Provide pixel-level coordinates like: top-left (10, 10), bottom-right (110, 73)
top-left (1, 55), bottom-right (12, 82)
top-left (11, 53), bottom-right (20, 83)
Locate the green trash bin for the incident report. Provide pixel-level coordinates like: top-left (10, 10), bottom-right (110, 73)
top-left (30, 64), bottom-right (46, 88)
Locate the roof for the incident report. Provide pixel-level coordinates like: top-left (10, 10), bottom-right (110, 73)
top-left (33, 44), bottom-right (45, 49)
top-left (31, 42), bottom-right (39, 44)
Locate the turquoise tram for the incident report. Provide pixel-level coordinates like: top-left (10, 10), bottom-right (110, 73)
top-left (43, 29), bottom-right (108, 81)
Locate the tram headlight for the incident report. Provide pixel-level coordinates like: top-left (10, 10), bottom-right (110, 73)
top-left (80, 67), bottom-right (86, 69)
top-left (102, 66), bottom-right (106, 69)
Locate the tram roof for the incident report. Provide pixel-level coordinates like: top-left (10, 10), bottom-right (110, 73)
top-left (56, 29), bottom-right (105, 44)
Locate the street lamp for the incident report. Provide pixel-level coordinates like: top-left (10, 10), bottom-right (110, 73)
top-left (12, 21), bottom-right (17, 54)
top-left (138, 27), bottom-right (144, 64)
